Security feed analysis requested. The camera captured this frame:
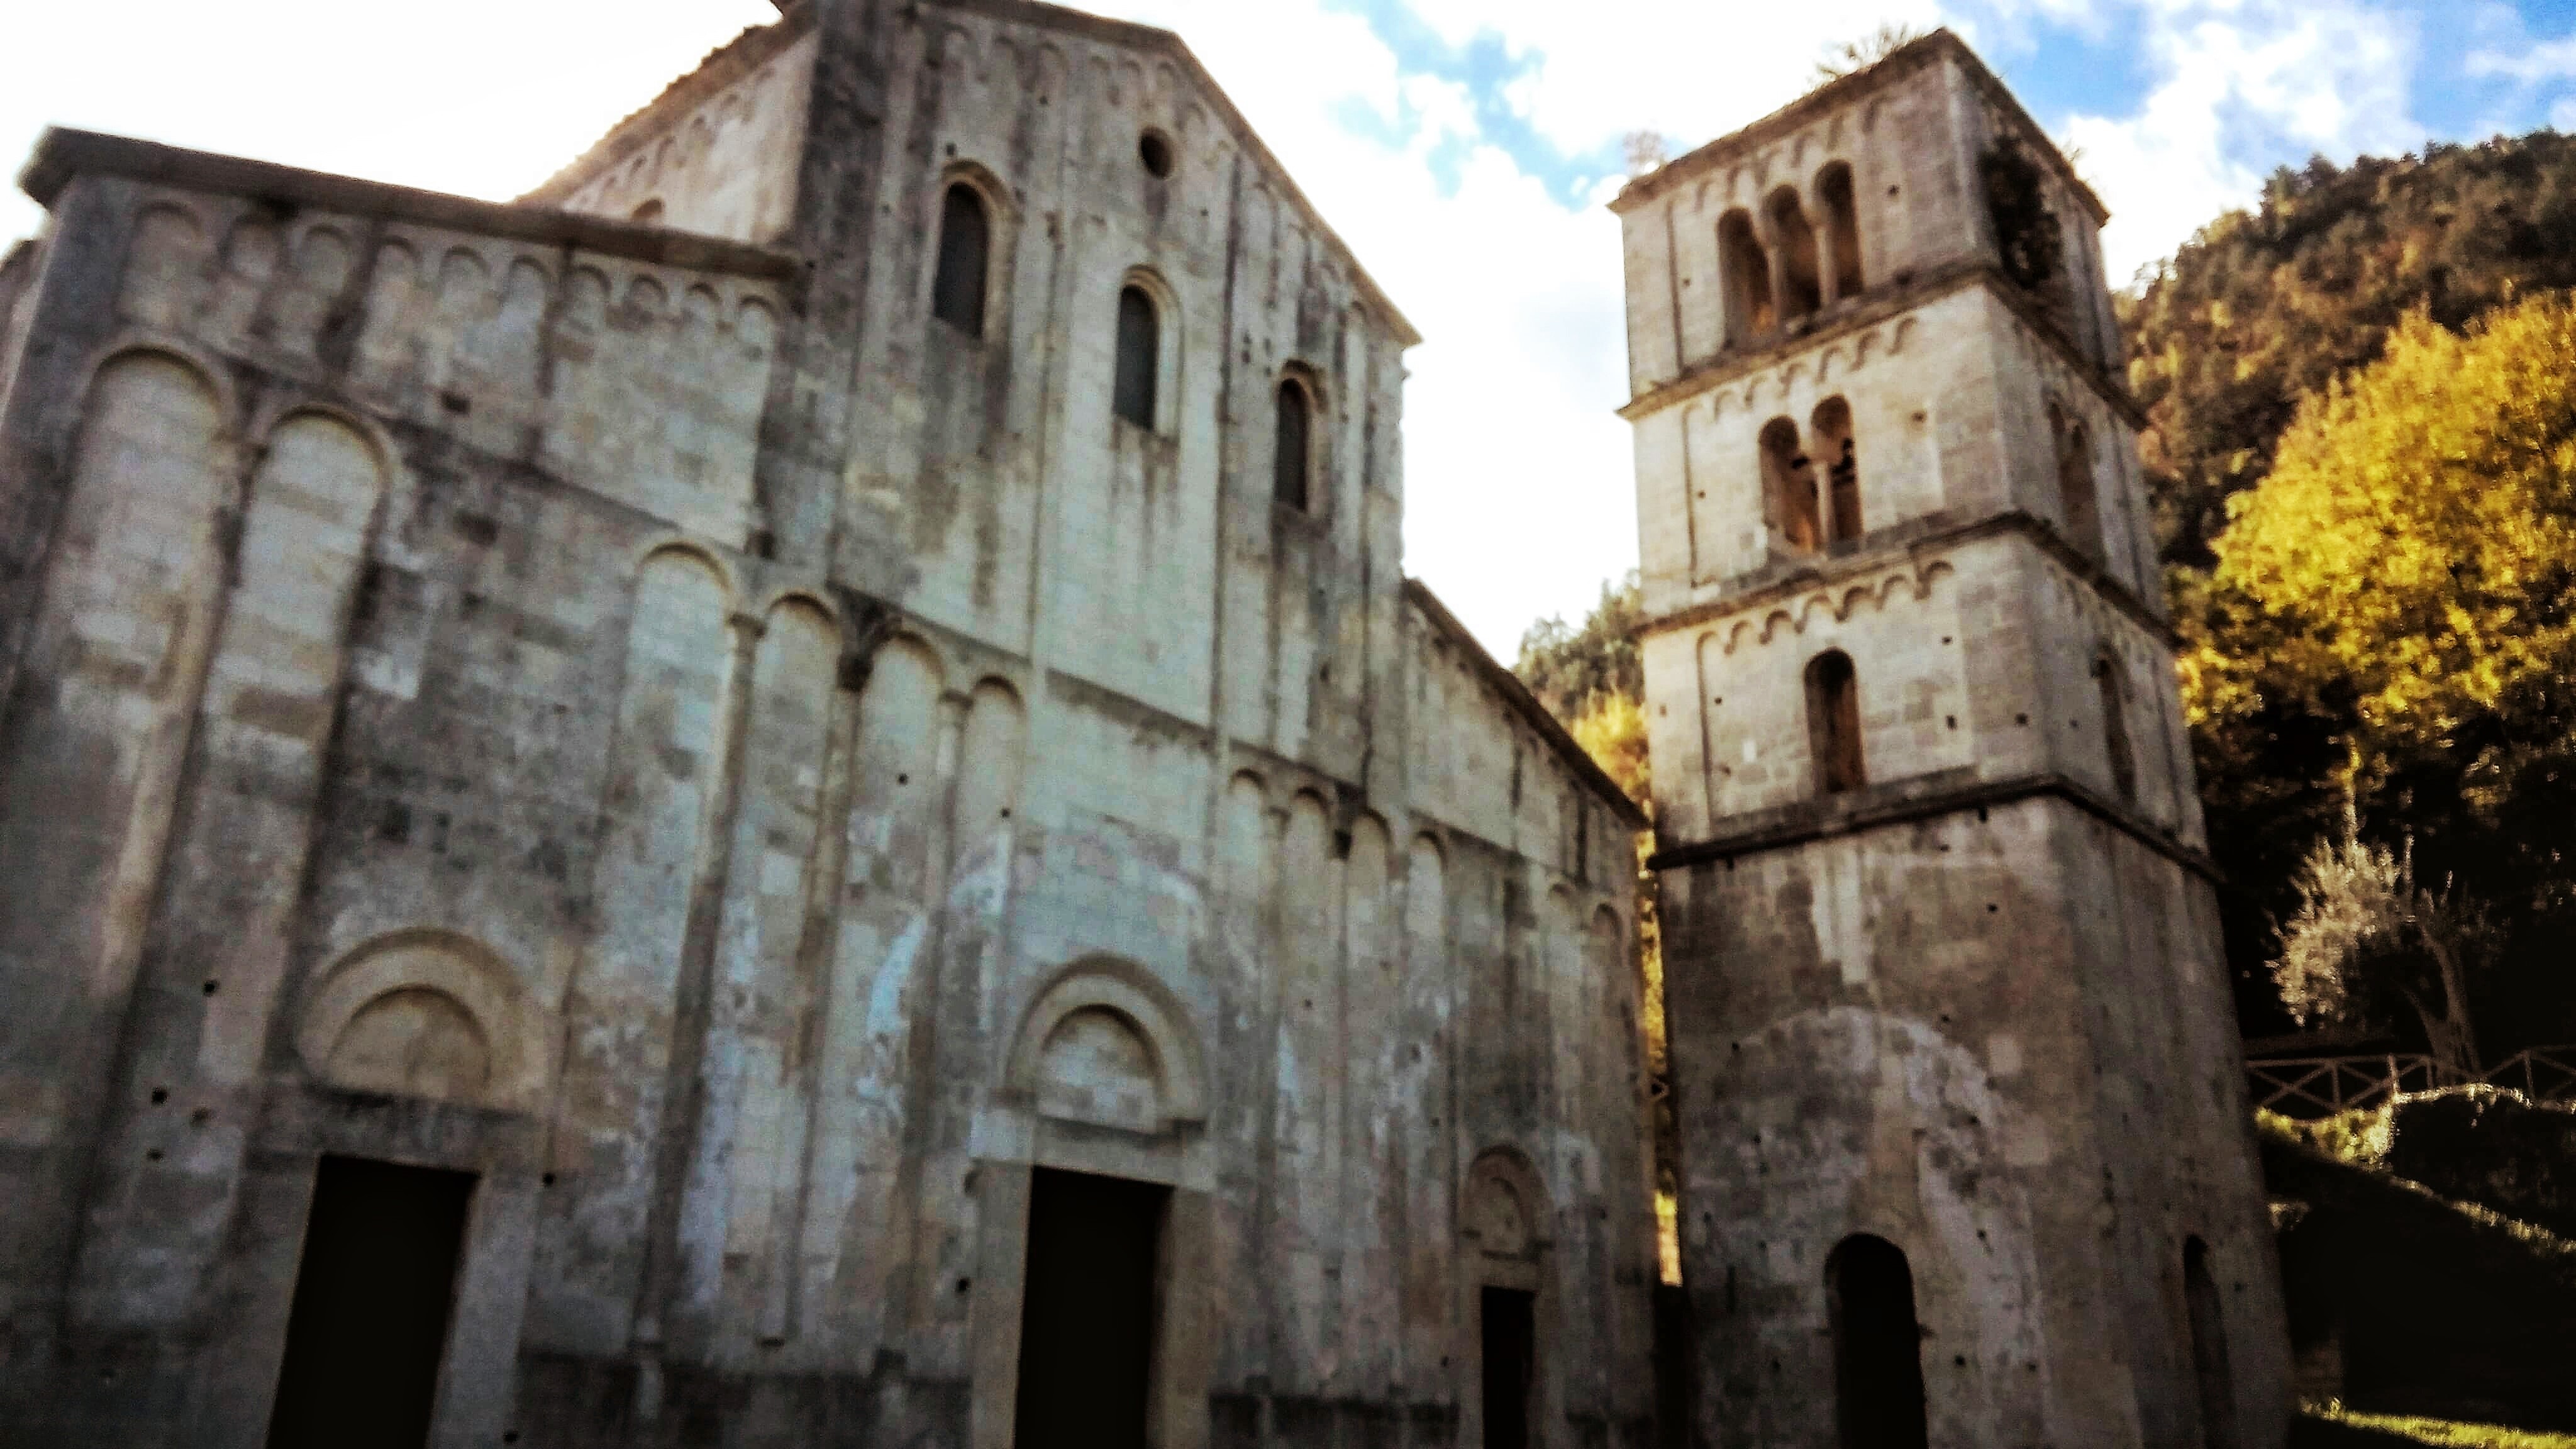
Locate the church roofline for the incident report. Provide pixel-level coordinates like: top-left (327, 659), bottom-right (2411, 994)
top-left (538, 0), bottom-right (1421, 348)
top-left (1608, 28), bottom-right (2107, 227)
top-left (17, 128), bottom-right (803, 282)
top-left (927, 0), bottom-right (1421, 348)
top-left (1404, 578), bottom-right (1652, 832)
top-left (519, 8), bottom-right (818, 208)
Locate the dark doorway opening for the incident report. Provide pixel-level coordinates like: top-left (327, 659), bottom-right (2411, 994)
top-left (265, 1157), bottom-right (475, 1449)
top-left (1014, 1168), bottom-right (1169, 1449)
top-left (1826, 1234), bottom-right (1929, 1449)
top-left (1482, 1285), bottom-right (1537, 1449)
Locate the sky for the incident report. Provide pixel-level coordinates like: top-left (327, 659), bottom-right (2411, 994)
top-left (11, 1), bottom-right (2576, 657)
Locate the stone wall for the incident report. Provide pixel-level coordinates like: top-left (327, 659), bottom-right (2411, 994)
top-left (0, 0), bottom-right (1658, 1442)
top-left (536, 18), bottom-right (821, 243)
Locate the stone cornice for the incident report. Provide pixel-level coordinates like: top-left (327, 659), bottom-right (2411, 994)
top-left (1616, 261), bottom-right (2145, 431)
top-left (18, 130), bottom-right (802, 282)
top-left (1635, 509), bottom-right (2179, 649)
top-left (1648, 768), bottom-right (2219, 883)
top-left (1405, 579), bottom-right (1652, 831)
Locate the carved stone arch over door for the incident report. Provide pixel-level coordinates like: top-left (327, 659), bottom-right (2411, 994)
top-left (1002, 955), bottom-right (1210, 1136)
top-left (296, 929), bottom-right (545, 1112)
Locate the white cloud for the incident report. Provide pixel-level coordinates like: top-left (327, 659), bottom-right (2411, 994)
top-left (2468, 35), bottom-right (2576, 81)
top-left (2060, 0), bottom-right (2421, 279)
top-left (0, 0), bottom-right (779, 243)
top-left (1101, 0), bottom-right (1637, 653)
top-left (0, 0), bottom-right (2448, 657)
top-left (1396, 0), bottom-right (1952, 157)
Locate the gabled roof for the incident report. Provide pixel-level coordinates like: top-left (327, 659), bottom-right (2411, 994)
top-left (1404, 579), bottom-right (1651, 832)
top-left (536, 0), bottom-right (1420, 347)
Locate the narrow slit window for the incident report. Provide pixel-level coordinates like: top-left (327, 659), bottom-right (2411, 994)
top-left (1818, 162), bottom-right (1864, 299)
top-left (2051, 404), bottom-right (2104, 561)
top-left (1768, 187), bottom-right (1823, 323)
top-left (1806, 650), bottom-right (1866, 796)
top-left (1718, 209), bottom-right (1775, 345)
top-left (1114, 284), bottom-right (1159, 428)
top-left (2096, 652), bottom-right (2136, 803)
top-left (1827, 1235), bottom-right (1929, 1449)
top-left (1274, 377), bottom-right (1313, 511)
top-left (931, 183), bottom-right (991, 336)
top-left (1812, 396), bottom-right (1862, 543)
top-left (1762, 417), bottom-right (1821, 555)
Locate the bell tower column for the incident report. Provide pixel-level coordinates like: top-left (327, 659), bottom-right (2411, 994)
top-left (1610, 31), bottom-right (2292, 1449)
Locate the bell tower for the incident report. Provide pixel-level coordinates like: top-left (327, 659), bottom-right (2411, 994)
top-left (1611, 32), bottom-right (2290, 1449)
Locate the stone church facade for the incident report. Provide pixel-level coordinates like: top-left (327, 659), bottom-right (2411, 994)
top-left (1613, 30), bottom-right (2292, 1449)
top-left (0, 6), bottom-right (2292, 1449)
top-left (0, 2), bottom-right (1658, 1446)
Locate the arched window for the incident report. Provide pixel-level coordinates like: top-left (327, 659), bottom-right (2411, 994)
top-left (2095, 650), bottom-right (2136, 803)
top-left (2050, 403), bottom-right (2104, 561)
top-left (1768, 186), bottom-right (1823, 323)
top-left (1274, 375), bottom-right (1313, 511)
top-left (2184, 1238), bottom-right (2240, 1449)
top-left (1811, 396), bottom-right (1862, 543)
top-left (1114, 284), bottom-right (1160, 428)
top-left (1826, 1235), bottom-right (1928, 1449)
top-left (931, 182), bottom-right (991, 336)
top-left (1762, 417), bottom-right (1821, 555)
top-left (1718, 209), bottom-right (1775, 345)
top-left (629, 199), bottom-right (666, 225)
top-left (1806, 651), bottom-right (1865, 796)
top-left (1818, 162), bottom-right (1864, 300)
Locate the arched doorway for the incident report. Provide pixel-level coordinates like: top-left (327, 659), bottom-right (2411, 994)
top-left (1826, 1235), bottom-right (1928, 1449)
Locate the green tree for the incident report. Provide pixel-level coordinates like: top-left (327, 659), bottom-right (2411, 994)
top-left (2197, 296), bottom-right (2576, 1048)
top-left (1516, 572), bottom-right (1645, 720)
top-left (2274, 830), bottom-right (2492, 1074)
top-left (2126, 133), bottom-right (2576, 570)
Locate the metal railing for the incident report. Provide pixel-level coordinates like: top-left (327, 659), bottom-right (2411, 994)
top-left (2246, 1046), bottom-right (2576, 1118)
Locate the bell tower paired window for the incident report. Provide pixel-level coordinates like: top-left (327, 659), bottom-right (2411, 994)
top-left (1760, 398), bottom-right (1865, 556)
top-left (1717, 160), bottom-right (1868, 349)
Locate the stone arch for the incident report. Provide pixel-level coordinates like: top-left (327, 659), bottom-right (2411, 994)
top-left (1767, 184), bottom-right (1824, 323)
top-left (248, 399), bottom-right (399, 482)
top-left (931, 161), bottom-right (1011, 338)
top-left (297, 928), bottom-right (543, 1111)
top-left (631, 536), bottom-right (740, 602)
top-left (1463, 1146), bottom-right (1551, 1265)
top-left (75, 335), bottom-right (242, 439)
top-left (1761, 414), bottom-right (1821, 554)
top-left (954, 675), bottom-right (1027, 853)
top-left (120, 202), bottom-right (209, 331)
top-left (1004, 957), bottom-right (1209, 1134)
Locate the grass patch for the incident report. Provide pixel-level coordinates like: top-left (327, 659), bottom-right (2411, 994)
top-left (2309, 1404), bottom-right (2576, 1449)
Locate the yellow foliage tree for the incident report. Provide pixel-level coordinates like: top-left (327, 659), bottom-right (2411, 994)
top-left (2196, 294), bottom-right (2576, 1052)
top-left (2208, 299), bottom-right (2576, 777)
